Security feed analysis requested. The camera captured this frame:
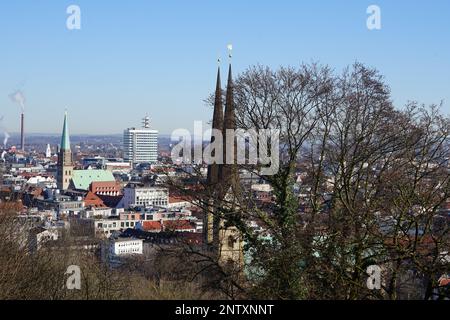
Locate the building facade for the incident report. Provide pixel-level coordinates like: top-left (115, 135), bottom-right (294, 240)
top-left (89, 181), bottom-right (122, 196)
top-left (123, 116), bottom-right (158, 164)
top-left (120, 182), bottom-right (168, 209)
top-left (109, 237), bottom-right (143, 256)
top-left (103, 237), bottom-right (144, 265)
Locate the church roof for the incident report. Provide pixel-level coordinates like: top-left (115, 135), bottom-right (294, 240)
top-left (71, 170), bottom-right (115, 191)
top-left (84, 191), bottom-right (107, 208)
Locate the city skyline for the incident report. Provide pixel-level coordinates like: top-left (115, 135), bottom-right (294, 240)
top-left (1, 0), bottom-right (450, 135)
top-left (1, 1), bottom-right (449, 305)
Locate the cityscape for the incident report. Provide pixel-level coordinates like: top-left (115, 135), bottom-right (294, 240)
top-left (0, 0), bottom-right (449, 314)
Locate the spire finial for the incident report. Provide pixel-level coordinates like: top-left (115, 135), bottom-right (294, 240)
top-left (227, 44), bottom-right (233, 61)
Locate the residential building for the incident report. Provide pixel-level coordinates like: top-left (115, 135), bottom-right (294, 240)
top-left (28, 227), bottom-right (59, 252)
top-left (120, 182), bottom-right (168, 209)
top-left (93, 218), bottom-right (138, 237)
top-left (108, 237), bottom-right (143, 256)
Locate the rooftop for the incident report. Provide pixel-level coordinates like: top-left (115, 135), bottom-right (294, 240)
top-left (71, 169), bottom-right (115, 190)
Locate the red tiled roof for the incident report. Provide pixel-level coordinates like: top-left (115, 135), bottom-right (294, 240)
top-left (169, 195), bottom-right (193, 204)
top-left (84, 191), bottom-right (107, 208)
top-left (164, 220), bottom-right (195, 231)
top-left (142, 221), bottom-right (163, 231)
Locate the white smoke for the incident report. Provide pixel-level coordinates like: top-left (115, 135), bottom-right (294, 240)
top-left (0, 116), bottom-right (9, 148)
top-left (9, 90), bottom-right (26, 112)
top-left (3, 132), bottom-right (10, 148)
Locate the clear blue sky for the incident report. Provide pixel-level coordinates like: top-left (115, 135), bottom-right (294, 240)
top-left (0, 0), bottom-right (449, 135)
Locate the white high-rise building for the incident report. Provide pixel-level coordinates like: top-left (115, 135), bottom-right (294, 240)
top-left (123, 116), bottom-right (158, 164)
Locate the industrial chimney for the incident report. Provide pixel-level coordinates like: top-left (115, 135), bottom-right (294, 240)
top-left (20, 112), bottom-right (25, 152)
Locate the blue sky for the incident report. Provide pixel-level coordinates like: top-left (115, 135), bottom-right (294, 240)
top-left (0, 0), bottom-right (449, 135)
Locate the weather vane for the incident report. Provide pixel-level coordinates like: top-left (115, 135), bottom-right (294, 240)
top-left (227, 44), bottom-right (233, 60)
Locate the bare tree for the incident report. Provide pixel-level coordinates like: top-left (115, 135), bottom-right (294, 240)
top-left (165, 62), bottom-right (450, 300)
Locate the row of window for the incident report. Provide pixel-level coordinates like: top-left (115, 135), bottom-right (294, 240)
top-left (97, 221), bottom-right (136, 228)
top-left (117, 242), bottom-right (140, 247)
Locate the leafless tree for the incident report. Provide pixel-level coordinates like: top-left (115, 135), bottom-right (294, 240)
top-left (165, 62), bottom-right (450, 300)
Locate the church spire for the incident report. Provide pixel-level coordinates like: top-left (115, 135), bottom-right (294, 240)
top-left (57, 111), bottom-right (74, 191)
top-left (204, 50), bottom-right (244, 270)
top-left (220, 63), bottom-right (239, 193)
top-left (61, 111), bottom-right (71, 151)
top-left (224, 64), bottom-right (235, 132)
top-left (206, 65), bottom-right (224, 186)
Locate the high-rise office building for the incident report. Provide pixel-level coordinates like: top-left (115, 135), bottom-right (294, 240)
top-left (123, 116), bottom-right (158, 164)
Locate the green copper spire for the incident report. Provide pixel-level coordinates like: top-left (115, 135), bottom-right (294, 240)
top-left (61, 111), bottom-right (71, 151)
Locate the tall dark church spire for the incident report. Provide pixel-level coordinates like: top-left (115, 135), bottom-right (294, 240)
top-left (205, 52), bottom-right (244, 270)
top-left (219, 63), bottom-right (239, 194)
top-left (206, 66), bottom-right (223, 186)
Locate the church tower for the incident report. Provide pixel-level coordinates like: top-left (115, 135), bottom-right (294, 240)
top-left (205, 60), bottom-right (244, 269)
top-left (57, 112), bottom-right (73, 190)
top-left (205, 65), bottom-right (224, 248)
top-left (217, 62), bottom-right (244, 268)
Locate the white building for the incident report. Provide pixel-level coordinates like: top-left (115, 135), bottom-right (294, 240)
top-left (103, 237), bottom-right (143, 265)
top-left (123, 116), bottom-right (158, 164)
top-left (120, 182), bottom-right (169, 209)
top-left (109, 237), bottom-right (143, 256)
top-left (28, 227), bottom-right (59, 252)
top-left (93, 218), bottom-right (138, 238)
top-left (26, 175), bottom-right (57, 189)
top-left (83, 207), bottom-right (114, 219)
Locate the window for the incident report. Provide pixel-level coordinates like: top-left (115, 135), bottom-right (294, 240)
top-left (228, 236), bottom-right (236, 249)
